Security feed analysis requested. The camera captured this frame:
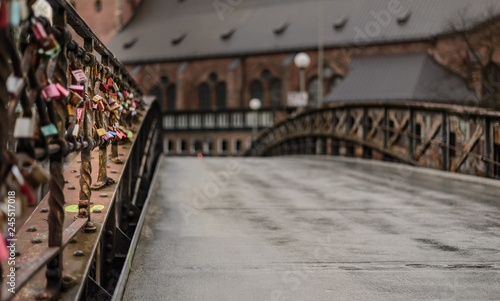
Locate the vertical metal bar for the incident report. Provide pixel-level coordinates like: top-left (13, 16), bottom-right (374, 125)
top-left (484, 117), bottom-right (492, 178)
top-left (362, 107), bottom-right (369, 158)
top-left (441, 111), bottom-right (449, 171)
top-left (409, 108), bottom-right (415, 160)
top-left (79, 37), bottom-right (96, 232)
top-left (96, 56), bottom-right (110, 186)
top-left (383, 106), bottom-right (389, 149)
top-left (45, 4), bottom-right (67, 297)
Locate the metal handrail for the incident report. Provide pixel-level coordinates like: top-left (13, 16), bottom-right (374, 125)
top-left (0, 1), bottom-right (161, 300)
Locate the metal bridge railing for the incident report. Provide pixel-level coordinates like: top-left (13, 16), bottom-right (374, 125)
top-left (246, 101), bottom-right (500, 179)
top-left (0, 0), bottom-right (162, 300)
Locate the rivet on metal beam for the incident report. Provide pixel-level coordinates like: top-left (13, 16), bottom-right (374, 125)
top-left (71, 169), bottom-right (77, 173)
top-left (76, 174), bottom-right (81, 178)
top-left (111, 170), bottom-right (117, 173)
top-left (15, 264), bottom-right (22, 270)
top-left (64, 180), bottom-right (69, 183)
top-left (41, 208), bottom-right (49, 213)
top-left (100, 193), bottom-right (107, 197)
top-left (27, 227), bottom-right (37, 232)
top-left (14, 250), bottom-right (20, 256)
top-left (68, 185), bottom-right (76, 190)
top-left (73, 250), bottom-right (84, 256)
top-left (70, 238), bottom-right (77, 244)
top-left (93, 208), bottom-right (102, 213)
top-left (77, 160), bottom-right (82, 163)
top-left (32, 238), bottom-right (42, 244)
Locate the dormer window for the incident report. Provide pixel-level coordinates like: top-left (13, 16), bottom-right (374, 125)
top-left (171, 33), bottom-right (187, 45)
top-left (397, 11), bottom-right (411, 24)
top-left (220, 28), bottom-right (236, 40)
top-left (273, 21), bottom-right (289, 35)
top-left (333, 16), bottom-right (348, 30)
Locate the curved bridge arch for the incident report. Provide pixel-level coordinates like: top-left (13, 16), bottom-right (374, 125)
top-left (246, 102), bottom-right (500, 178)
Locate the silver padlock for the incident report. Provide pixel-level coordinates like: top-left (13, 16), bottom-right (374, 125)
top-left (6, 74), bottom-right (25, 97)
top-left (13, 117), bottom-right (35, 139)
top-left (72, 124), bottom-right (80, 138)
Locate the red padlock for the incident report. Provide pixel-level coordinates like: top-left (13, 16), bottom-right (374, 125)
top-left (0, 1), bottom-right (8, 29)
top-left (99, 82), bottom-right (110, 93)
top-left (69, 85), bottom-right (84, 97)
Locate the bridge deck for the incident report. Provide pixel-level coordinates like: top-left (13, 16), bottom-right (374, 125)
top-left (123, 157), bottom-right (500, 301)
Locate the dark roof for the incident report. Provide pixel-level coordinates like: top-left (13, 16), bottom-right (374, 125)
top-left (108, 0), bottom-right (500, 63)
top-left (324, 52), bottom-right (478, 103)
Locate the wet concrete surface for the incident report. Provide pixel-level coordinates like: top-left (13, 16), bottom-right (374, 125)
top-left (123, 157), bottom-right (500, 301)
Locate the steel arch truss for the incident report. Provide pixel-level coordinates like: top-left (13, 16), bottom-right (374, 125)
top-left (246, 102), bottom-right (500, 178)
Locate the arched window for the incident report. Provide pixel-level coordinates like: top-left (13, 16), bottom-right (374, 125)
top-left (149, 85), bottom-right (163, 108)
top-left (216, 82), bottom-right (226, 109)
top-left (250, 80), bottom-right (263, 102)
top-left (167, 85), bottom-right (176, 111)
top-left (198, 83), bottom-right (211, 110)
top-left (269, 79), bottom-right (282, 107)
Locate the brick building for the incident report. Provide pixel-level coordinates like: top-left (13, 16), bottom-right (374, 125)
top-left (68, 0), bottom-right (143, 44)
top-left (101, 0), bottom-right (500, 156)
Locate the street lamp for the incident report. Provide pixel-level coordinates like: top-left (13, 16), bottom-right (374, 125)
top-left (249, 98), bottom-right (262, 145)
top-left (294, 52), bottom-right (311, 93)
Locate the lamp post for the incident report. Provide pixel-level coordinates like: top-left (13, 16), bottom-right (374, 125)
top-left (249, 98), bottom-right (262, 146)
top-left (294, 52), bottom-right (311, 93)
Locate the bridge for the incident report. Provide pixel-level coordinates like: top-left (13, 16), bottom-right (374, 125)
top-left (1, 1), bottom-right (500, 301)
top-left (122, 157), bottom-right (500, 301)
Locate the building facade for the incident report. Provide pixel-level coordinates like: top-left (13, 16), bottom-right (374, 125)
top-left (103, 0), bottom-right (500, 156)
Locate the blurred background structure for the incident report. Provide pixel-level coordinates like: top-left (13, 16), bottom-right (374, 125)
top-left (72, 0), bottom-right (500, 156)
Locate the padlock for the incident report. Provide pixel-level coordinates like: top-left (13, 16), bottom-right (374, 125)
top-left (0, 1), bottom-right (8, 29)
top-left (92, 103), bottom-right (98, 110)
top-left (86, 100), bottom-right (92, 111)
top-left (99, 82), bottom-right (110, 93)
top-left (110, 101), bottom-right (120, 111)
top-left (9, 0), bottom-right (21, 27)
top-left (103, 132), bottom-right (114, 141)
top-left (72, 69), bottom-right (87, 83)
top-left (72, 124), bottom-right (80, 138)
top-left (123, 91), bottom-right (128, 98)
top-left (41, 84), bottom-right (61, 101)
top-left (11, 165), bottom-right (36, 206)
top-left (24, 164), bottom-right (49, 190)
top-left (107, 77), bottom-right (113, 87)
top-left (6, 74), bottom-right (25, 96)
top-left (92, 95), bottom-right (103, 103)
top-left (31, 21), bottom-right (49, 47)
top-left (96, 128), bottom-right (107, 136)
top-left (67, 104), bottom-right (76, 116)
top-left (40, 124), bottom-right (59, 137)
top-left (110, 93), bottom-right (118, 101)
top-left (77, 108), bottom-right (83, 120)
top-left (112, 82), bottom-right (119, 92)
top-left (41, 34), bottom-right (60, 58)
top-left (97, 100), bottom-right (105, 111)
top-left (13, 117), bottom-right (35, 138)
top-left (68, 90), bottom-right (82, 107)
top-left (55, 83), bottom-right (69, 100)
top-left (69, 85), bottom-right (84, 97)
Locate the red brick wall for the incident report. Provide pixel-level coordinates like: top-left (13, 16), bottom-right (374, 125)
top-left (69, 0), bottom-right (144, 45)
